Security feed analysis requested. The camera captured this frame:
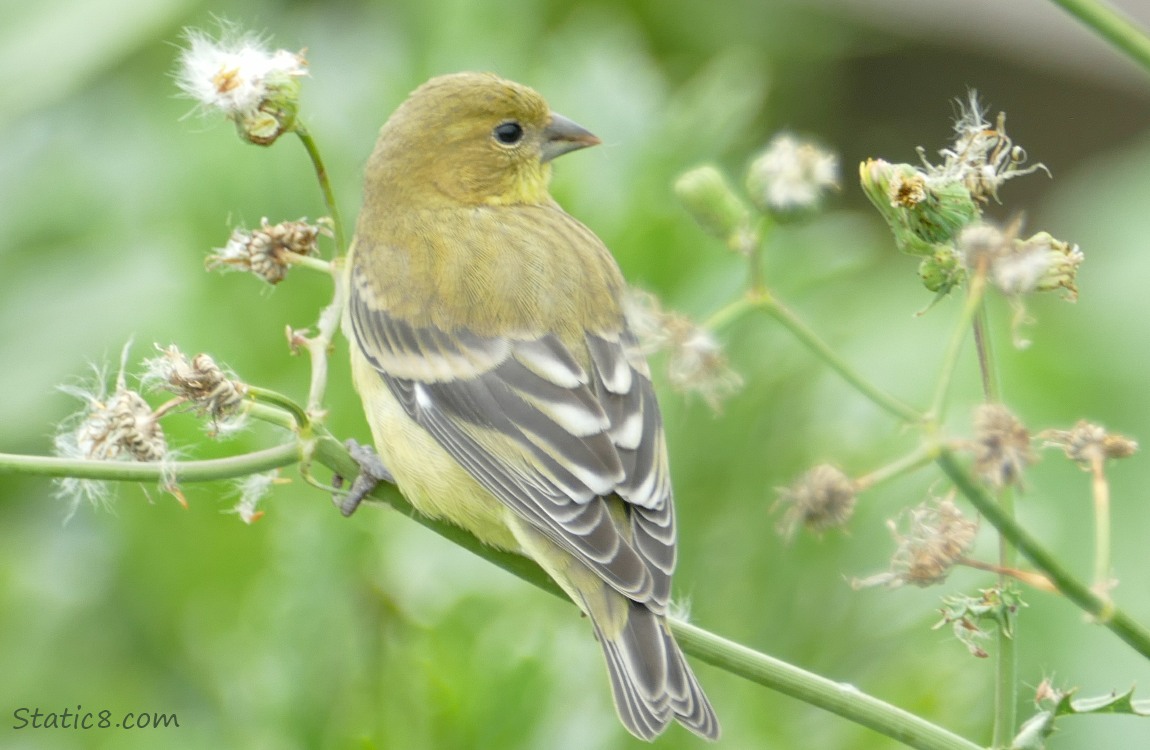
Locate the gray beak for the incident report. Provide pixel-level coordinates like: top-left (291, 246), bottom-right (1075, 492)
top-left (540, 112), bottom-right (600, 163)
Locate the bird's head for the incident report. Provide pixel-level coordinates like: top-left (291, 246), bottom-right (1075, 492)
top-left (365, 72), bottom-right (600, 207)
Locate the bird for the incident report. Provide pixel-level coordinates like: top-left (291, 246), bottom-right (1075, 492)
top-left (341, 71), bottom-right (720, 742)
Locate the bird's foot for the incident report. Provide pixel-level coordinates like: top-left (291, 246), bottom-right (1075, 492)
top-left (332, 439), bottom-right (394, 517)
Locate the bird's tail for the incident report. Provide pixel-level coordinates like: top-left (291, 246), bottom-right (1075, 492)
top-left (593, 599), bottom-right (720, 742)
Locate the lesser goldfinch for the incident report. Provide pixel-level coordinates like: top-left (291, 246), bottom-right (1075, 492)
top-left (343, 72), bottom-right (719, 741)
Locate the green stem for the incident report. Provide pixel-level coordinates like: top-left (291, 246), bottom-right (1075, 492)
top-left (703, 293), bottom-right (763, 332)
top-left (992, 485), bottom-right (1018, 749)
top-left (246, 385), bottom-right (309, 430)
top-left (937, 449), bottom-right (1150, 661)
top-left (853, 445), bottom-right (936, 492)
top-left (762, 293), bottom-right (922, 423)
top-left (295, 125), bottom-right (347, 253)
top-left (1090, 457), bottom-right (1113, 597)
top-left (283, 252), bottom-right (334, 274)
top-left (972, 304), bottom-right (1000, 403)
top-left (929, 270), bottom-right (987, 422)
top-left (747, 216), bottom-right (771, 294)
top-left (704, 290), bottom-right (919, 422)
top-left (963, 285), bottom-right (1014, 747)
top-left (246, 401), bottom-right (300, 432)
top-left (675, 620), bottom-right (981, 750)
top-left (0, 443), bottom-right (300, 482)
top-left (302, 256), bottom-right (349, 415)
top-left (1047, 0), bottom-right (1150, 75)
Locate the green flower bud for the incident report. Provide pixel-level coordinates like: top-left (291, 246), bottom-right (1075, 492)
top-left (675, 166), bottom-right (756, 253)
top-left (235, 71), bottom-right (302, 146)
top-left (918, 246), bottom-right (965, 294)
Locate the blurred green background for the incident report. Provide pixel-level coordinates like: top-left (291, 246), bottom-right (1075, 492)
top-left (4, 0), bottom-right (1150, 748)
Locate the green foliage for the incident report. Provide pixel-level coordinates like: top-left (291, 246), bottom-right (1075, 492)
top-left (935, 587), bottom-right (1026, 659)
top-left (1013, 685), bottom-right (1150, 749)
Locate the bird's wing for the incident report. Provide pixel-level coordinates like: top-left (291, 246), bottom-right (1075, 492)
top-left (349, 266), bottom-right (675, 610)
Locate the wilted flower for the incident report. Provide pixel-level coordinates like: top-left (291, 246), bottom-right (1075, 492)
top-left (663, 320), bottom-right (743, 409)
top-left (54, 356), bottom-right (175, 513)
top-left (745, 133), bottom-right (839, 216)
top-left (956, 222), bottom-right (1014, 275)
top-left (622, 288), bottom-right (743, 411)
top-left (989, 239), bottom-right (1052, 297)
top-left (1040, 421), bottom-right (1138, 467)
top-left (56, 377), bottom-right (167, 466)
top-left (207, 217), bottom-right (325, 284)
top-left (773, 464), bottom-right (857, 540)
top-left (860, 91), bottom-right (1050, 292)
top-left (854, 497), bottom-right (979, 589)
top-left (176, 25), bottom-right (308, 145)
top-left (957, 223), bottom-right (1084, 345)
top-left (143, 345), bottom-right (248, 434)
top-left (923, 91), bottom-right (1048, 204)
top-left (959, 224), bottom-right (1084, 301)
top-left (1021, 232), bottom-right (1084, 301)
top-left (972, 403), bottom-right (1034, 489)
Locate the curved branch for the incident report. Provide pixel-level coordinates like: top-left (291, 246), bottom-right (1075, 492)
top-left (0, 443), bottom-right (300, 483)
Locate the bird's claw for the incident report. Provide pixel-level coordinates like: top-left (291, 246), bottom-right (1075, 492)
top-left (332, 439), bottom-right (394, 517)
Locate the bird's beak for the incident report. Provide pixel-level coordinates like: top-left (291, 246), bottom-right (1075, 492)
top-left (540, 112), bottom-right (600, 163)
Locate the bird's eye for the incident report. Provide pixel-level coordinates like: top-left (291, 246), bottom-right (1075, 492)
top-left (493, 121), bottom-right (524, 145)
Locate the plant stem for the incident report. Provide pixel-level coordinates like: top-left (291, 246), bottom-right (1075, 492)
top-left (304, 256), bottom-right (348, 415)
top-left (283, 251), bottom-right (333, 274)
top-left (295, 125), bottom-right (347, 253)
top-left (960, 281), bottom-right (1014, 748)
top-left (246, 385), bottom-right (309, 429)
top-left (0, 443), bottom-right (300, 483)
top-left (957, 557), bottom-right (1055, 592)
top-left (1090, 455), bottom-right (1113, 598)
top-left (675, 620), bottom-right (981, 750)
top-left (703, 293), bottom-right (763, 332)
top-left (929, 268), bottom-right (987, 422)
top-left (992, 486), bottom-right (1018, 749)
top-left (1047, 0), bottom-right (1150, 75)
top-left (747, 216), bottom-right (771, 294)
top-left (853, 445), bottom-right (936, 492)
top-left (937, 449), bottom-right (1150, 660)
top-left (762, 293), bottom-right (922, 423)
top-left (972, 304), bottom-right (1000, 403)
top-left (965, 287), bottom-right (1015, 748)
top-left (246, 402), bottom-right (301, 432)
